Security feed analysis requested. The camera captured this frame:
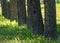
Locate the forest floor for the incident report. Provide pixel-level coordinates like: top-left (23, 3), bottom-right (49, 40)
top-left (0, 4), bottom-right (60, 43)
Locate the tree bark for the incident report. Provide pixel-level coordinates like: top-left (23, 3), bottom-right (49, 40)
top-left (17, 0), bottom-right (26, 25)
top-left (6, 1), bottom-right (10, 19)
top-left (10, 0), bottom-right (18, 21)
top-left (1, 0), bottom-right (10, 19)
top-left (27, 0), bottom-right (44, 35)
top-left (44, 0), bottom-right (57, 39)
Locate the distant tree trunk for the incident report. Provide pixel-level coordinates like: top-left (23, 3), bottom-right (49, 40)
top-left (27, 0), bottom-right (44, 35)
top-left (1, 0), bottom-right (10, 19)
top-left (10, 0), bottom-right (18, 21)
top-left (17, 0), bottom-right (26, 25)
top-left (44, 0), bottom-right (57, 39)
top-left (6, 1), bottom-right (10, 19)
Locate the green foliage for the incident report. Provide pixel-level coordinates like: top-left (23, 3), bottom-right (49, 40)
top-left (57, 0), bottom-right (60, 3)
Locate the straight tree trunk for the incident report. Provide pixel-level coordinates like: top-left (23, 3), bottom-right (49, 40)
top-left (44, 0), bottom-right (57, 39)
top-left (27, 0), bottom-right (44, 35)
top-left (10, 0), bottom-right (18, 21)
top-left (6, 1), bottom-right (10, 19)
top-left (17, 0), bottom-right (26, 25)
top-left (1, 0), bottom-right (10, 19)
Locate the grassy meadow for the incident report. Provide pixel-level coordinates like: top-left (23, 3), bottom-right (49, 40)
top-left (0, 4), bottom-right (60, 43)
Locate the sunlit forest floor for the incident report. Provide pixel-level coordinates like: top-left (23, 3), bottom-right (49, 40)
top-left (0, 4), bottom-right (60, 43)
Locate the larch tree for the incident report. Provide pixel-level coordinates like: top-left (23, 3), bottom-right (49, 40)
top-left (27, 0), bottom-right (44, 35)
top-left (44, 0), bottom-right (57, 39)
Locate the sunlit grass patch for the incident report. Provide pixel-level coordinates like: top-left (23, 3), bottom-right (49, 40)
top-left (57, 20), bottom-right (60, 24)
top-left (0, 15), bottom-right (18, 27)
top-left (0, 19), bottom-right (18, 27)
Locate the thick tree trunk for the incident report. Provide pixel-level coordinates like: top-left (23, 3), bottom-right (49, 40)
top-left (10, 0), bottom-right (18, 21)
top-left (44, 0), bottom-right (57, 39)
top-left (1, 0), bottom-right (10, 19)
top-left (17, 0), bottom-right (26, 25)
top-left (27, 0), bottom-right (44, 35)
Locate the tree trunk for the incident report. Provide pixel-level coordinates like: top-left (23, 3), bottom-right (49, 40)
top-left (10, 0), bottom-right (18, 21)
top-left (44, 0), bottom-right (57, 39)
top-left (6, 1), bottom-right (10, 19)
top-left (27, 0), bottom-right (44, 35)
top-left (1, 0), bottom-right (10, 19)
top-left (17, 0), bottom-right (26, 25)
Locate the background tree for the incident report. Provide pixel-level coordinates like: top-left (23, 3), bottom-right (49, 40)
top-left (27, 0), bottom-right (44, 35)
top-left (1, 0), bottom-right (10, 19)
top-left (44, 0), bottom-right (57, 39)
top-left (10, 0), bottom-right (18, 21)
top-left (17, 0), bottom-right (26, 25)
top-left (6, 0), bottom-right (10, 19)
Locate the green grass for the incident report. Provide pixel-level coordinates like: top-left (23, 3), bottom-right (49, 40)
top-left (0, 14), bottom-right (60, 43)
top-left (0, 4), bottom-right (60, 43)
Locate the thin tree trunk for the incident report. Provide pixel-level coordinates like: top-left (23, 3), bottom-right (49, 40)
top-left (44, 0), bottom-right (57, 39)
top-left (27, 0), bottom-right (44, 35)
top-left (17, 0), bottom-right (26, 25)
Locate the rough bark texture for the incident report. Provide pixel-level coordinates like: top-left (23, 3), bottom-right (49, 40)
top-left (1, 0), bottom-right (10, 19)
top-left (27, 0), bottom-right (44, 35)
top-left (44, 0), bottom-right (57, 39)
top-left (10, 0), bottom-right (18, 21)
top-left (17, 0), bottom-right (26, 25)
